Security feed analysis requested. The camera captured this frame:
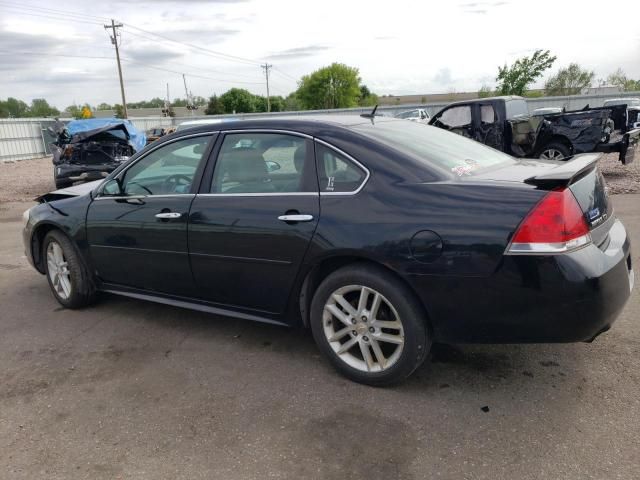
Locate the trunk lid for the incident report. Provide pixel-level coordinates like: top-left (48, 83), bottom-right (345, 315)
top-left (470, 153), bottom-right (612, 242)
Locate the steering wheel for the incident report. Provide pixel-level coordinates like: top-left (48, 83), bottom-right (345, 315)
top-left (163, 174), bottom-right (192, 193)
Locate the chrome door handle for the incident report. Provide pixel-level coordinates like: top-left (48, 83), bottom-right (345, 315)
top-left (278, 214), bottom-right (314, 222)
top-left (155, 212), bottom-right (182, 219)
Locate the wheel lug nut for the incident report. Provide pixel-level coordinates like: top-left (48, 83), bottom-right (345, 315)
top-left (369, 327), bottom-right (375, 333)
top-left (351, 318), bottom-right (356, 324)
top-left (352, 330), bottom-right (358, 336)
top-left (361, 316), bottom-right (367, 322)
top-left (363, 336), bottom-right (369, 342)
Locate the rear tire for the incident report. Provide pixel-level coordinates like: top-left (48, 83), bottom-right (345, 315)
top-left (538, 142), bottom-right (571, 161)
top-left (310, 263), bottom-right (430, 386)
top-left (43, 230), bottom-right (96, 309)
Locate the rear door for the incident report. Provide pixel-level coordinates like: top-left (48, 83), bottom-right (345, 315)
top-left (188, 130), bottom-right (319, 314)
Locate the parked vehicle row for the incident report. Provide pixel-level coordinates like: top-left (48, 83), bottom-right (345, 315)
top-left (428, 96), bottom-right (639, 164)
top-left (26, 115), bottom-right (634, 385)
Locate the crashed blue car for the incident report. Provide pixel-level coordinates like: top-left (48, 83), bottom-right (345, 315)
top-left (49, 118), bottom-right (146, 188)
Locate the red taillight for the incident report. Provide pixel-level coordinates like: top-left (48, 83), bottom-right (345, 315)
top-left (509, 188), bottom-right (591, 254)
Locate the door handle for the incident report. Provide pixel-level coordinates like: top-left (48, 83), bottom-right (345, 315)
top-left (155, 212), bottom-right (182, 219)
top-left (278, 214), bottom-right (314, 222)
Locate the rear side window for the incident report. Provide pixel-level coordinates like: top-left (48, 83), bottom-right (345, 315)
top-left (505, 99), bottom-right (529, 118)
top-left (480, 105), bottom-right (496, 124)
top-left (316, 144), bottom-right (367, 193)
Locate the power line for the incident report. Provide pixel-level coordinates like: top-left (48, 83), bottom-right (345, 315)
top-left (0, 0), bottom-right (110, 21)
top-left (0, 7), bottom-right (103, 25)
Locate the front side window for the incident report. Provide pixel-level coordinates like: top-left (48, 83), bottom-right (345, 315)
top-left (316, 144), bottom-right (367, 193)
top-left (438, 106), bottom-right (472, 128)
top-left (211, 133), bottom-right (313, 193)
top-left (116, 135), bottom-right (212, 196)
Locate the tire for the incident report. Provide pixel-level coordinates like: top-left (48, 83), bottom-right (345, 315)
top-left (43, 230), bottom-right (96, 309)
top-left (310, 263), bottom-right (430, 386)
top-left (538, 142), bottom-right (571, 161)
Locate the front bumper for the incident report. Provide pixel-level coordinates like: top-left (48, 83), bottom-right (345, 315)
top-left (411, 219), bottom-right (633, 343)
top-left (54, 162), bottom-right (120, 183)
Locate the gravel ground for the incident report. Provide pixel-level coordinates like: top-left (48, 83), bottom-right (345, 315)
top-left (0, 152), bottom-right (638, 204)
top-left (0, 156), bottom-right (54, 203)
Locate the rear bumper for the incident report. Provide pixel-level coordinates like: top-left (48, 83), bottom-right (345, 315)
top-left (411, 219), bottom-right (633, 343)
top-left (595, 128), bottom-right (639, 165)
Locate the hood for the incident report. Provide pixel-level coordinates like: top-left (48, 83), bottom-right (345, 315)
top-left (36, 179), bottom-right (103, 203)
top-left (55, 119), bottom-right (146, 152)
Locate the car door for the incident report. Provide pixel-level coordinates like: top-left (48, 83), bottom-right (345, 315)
top-left (86, 133), bottom-right (215, 296)
top-left (188, 130), bottom-right (319, 314)
top-left (474, 103), bottom-right (503, 151)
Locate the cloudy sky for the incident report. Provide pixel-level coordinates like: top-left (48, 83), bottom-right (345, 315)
top-left (1, 0), bottom-right (639, 109)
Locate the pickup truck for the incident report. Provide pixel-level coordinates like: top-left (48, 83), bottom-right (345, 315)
top-left (428, 96), bottom-right (639, 164)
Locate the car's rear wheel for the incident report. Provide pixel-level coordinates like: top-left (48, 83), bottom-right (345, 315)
top-left (43, 230), bottom-right (96, 309)
top-left (538, 142), bottom-right (571, 161)
top-left (310, 264), bottom-right (430, 386)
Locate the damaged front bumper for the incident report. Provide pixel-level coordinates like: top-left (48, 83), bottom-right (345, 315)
top-left (54, 162), bottom-right (125, 182)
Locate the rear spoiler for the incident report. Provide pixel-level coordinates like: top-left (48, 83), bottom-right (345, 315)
top-left (524, 153), bottom-right (601, 189)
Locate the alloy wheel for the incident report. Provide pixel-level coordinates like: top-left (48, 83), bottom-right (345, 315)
top-left (46, 241), bottom-right (72, 300)
top-left (322, 285), bottom-right (404, 373)
top-left (539, 148), bottom-right (565, 161)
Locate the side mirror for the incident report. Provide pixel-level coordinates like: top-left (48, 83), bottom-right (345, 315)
top-left (265, 160), bottom-right (281, 173)
top-left (101, 178), bottom-right (123, 196)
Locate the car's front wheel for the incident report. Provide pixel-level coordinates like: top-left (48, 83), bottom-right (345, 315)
top-left (43, 230), bottom-right (96, 308)
top-left (310, 264), bottom-right (430, 386)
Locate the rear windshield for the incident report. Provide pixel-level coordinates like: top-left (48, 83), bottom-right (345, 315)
top-left (352, 120), bottom-right (515, 176)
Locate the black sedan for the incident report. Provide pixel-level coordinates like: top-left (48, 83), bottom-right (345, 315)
top-left (22, 116), bottom-right (634, 385)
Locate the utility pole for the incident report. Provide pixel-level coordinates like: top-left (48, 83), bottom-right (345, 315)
top-left (261, 63), bottom-right (272, 112)
top-left (104, 19), bottom-right (127, 118)
top-left (183, 74), bottom-right (195, 116)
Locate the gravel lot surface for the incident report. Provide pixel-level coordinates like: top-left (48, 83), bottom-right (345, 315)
top-left (0, 196), bottom-right (638, 479)
top-left (1, 152), bottom-right (638, 205)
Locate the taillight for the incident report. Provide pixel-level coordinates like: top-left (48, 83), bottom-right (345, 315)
top-left (507, 187), bottom-right (591, 254)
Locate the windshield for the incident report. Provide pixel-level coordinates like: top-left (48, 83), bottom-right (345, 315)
top-left (353, 120), bottom-right (515, 176)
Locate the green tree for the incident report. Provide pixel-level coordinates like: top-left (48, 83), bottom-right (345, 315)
top-left (296, 63), bottom-right (362, 109)
top-left (607, 68), bottom-right (640, 91)
top-left (65, 104), bottom-right (82, 119)
top-left (358, 85), bottom-right (379, 106)
top-left (477, 85), bottom-right (493, 98)
top-left (496, 49), bottom-right (556, 96)
top-left (284, 92), bottom-right (300, 111)
top-left (29, 98), bottom-right (60, 117)
top-left (219, 88), bottom-right (256, 113)
top-left (96, 102), bottom-right (113, 110)
top-left (205, 94), bottom-right (225, 115)
top-left (255, 95), bottom-right (285, 113)
top-left (113, 104), bottom-right (125, 119)
top-left (544, 63), bottom-right (594, 96)
top-left (3, 97), bottom-right (29, 117)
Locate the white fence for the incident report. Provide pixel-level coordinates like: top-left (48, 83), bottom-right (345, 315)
top-left (1, 91), bottom-right (639, 163)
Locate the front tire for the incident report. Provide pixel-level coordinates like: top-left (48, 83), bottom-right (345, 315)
top-left (43, 230), bottom-right (96, 309)
top-left (310, 264), bottom-right (430, 386)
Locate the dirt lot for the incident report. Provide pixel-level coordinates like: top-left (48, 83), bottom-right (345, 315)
top-left (1, 152), bottom-right (639, 205)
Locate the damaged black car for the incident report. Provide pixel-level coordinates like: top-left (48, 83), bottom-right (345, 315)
top-left (49, 119), bottom-right (146, 188)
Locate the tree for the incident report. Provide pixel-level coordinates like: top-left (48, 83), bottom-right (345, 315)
top-left (96, 102), bottom-right (112, 110)
top-left (65, 104), bottom-right (82, 119)
top-left (205, 94), bottom-right (224, 115)
top-left (607, 68), bottom-right (640, 92)
top-left (113, 104), bottom-right (125, 119)
top-left (255, 95), bottom-right (285, 113)
top-left (296, 63), bottom-right (362, 109)
top-left (284, 92), bottom-right (300, 111)
top-left (477, 85), bottom-right (493, 98)
top-left (544, 63), bottom-right (594, 96)
top-left (2, 97), bottom-right (29, 117)
top-left (358, 85), bottom-right (379, 107)
top-left (496, 49), bottom-right (556, 96)
top-left (29, 98), bottom-right (60, 117)
top-left (219, 88), bottom-right (256, 113)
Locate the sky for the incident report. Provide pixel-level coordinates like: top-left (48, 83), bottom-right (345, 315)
top-left (1, 0), bottom-right (639, 109)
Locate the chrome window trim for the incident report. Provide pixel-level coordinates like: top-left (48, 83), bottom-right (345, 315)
top-left (221, 129), bottom-right (313, 139)
top-left (197, 192), bottom-right (319, 197)
top-left (96, 132), bottom-right (217, 198)
top-left (314, 139), bottom-right (371, 196)
top-left (94, 194), bottom-right (196, 201)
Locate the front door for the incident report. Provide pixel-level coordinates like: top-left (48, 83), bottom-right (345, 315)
top-left (188, 131), bottom-right (319, 314)
top-left (86, 133), bottom-right (215, 296)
